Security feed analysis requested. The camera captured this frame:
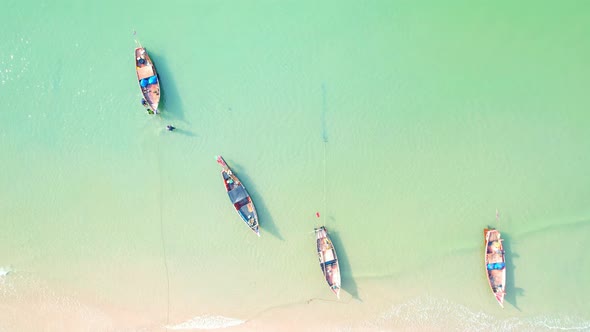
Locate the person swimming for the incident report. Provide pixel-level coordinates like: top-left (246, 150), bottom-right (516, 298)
top-left (166, 125), bottom-right (176, 131)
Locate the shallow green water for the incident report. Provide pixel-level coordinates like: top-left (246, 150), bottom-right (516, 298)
top-left (1, 1), bottom-right (590, 330)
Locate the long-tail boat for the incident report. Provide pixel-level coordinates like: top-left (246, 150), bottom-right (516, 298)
top-left (135, 46), bottom-right (161, 114)
top-left (484, 228), bottom-right (506, 307)
top-left (216, 156), bottom-right (260, 236)
top-left (315, 226), bottom-right (341, 298)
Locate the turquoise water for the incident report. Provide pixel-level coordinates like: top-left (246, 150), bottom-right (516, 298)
top-left (1, 1), bottom-right (590, 331)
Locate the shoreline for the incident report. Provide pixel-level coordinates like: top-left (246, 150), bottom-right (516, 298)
top-left (3, 270), bottom-right (590, 332)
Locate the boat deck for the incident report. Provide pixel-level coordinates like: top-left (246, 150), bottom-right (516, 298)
top-left (137, 65), bottom-right (154, 80)
top-left (486, 230), bottom-right (506, 296)
top-left (323, 260), bottom-right (340, 287)
top-left (239, 201), bottom-right (256, 221)
top-left (135, 47), bottom-right (160, 113)
top-left (222, 169), bottom-right (258, 230)
top-left (316, 227), bottom-right (341, 290)
top-left (487, 262), bottom-right (504, 290)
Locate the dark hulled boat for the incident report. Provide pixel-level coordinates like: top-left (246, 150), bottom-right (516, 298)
top-left (216, 156), bottom-right (260, 236)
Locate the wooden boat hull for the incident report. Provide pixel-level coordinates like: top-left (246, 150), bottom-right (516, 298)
top-left (484, 228), bottom-right (506, 307)
top-left (135, 47), bottom-right (161, 114)
top-left (216, 156), bottom-right (260, 236)
top-left (315, 226), bottom-right (341, 298)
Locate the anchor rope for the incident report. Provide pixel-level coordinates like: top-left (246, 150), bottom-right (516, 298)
top-left (321, 84), bottom-right (328, 225)
top-left (156, 139), bottom-right (171, 327)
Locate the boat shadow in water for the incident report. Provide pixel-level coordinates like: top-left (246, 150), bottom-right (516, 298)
top-left (229, 162), bottom-right (283, 241)
top-left (502, 232), bottom-right (524, 311)
top-left (149, 50), bottom-right (187, 123)
top-left (329, 230), bottom-right (361, 301)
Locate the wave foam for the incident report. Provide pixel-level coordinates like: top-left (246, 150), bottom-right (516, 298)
top-left (0, 266), bottom-right (10, 277)
top-left (368, 296), bottom-right (590, 331)
top-left (165, 315), bottom-right (245, 330)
